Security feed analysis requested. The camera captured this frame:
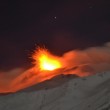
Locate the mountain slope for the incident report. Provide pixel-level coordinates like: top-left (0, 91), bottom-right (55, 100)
top-left (0, 71), bottom-right (110, 110)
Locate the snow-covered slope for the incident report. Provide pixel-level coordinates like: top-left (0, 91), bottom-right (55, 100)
top-left (0, 71), bottom-right (110, 110)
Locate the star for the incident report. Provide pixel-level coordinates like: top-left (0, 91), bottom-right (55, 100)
top-left (54, 16), bottom-right (57, 19)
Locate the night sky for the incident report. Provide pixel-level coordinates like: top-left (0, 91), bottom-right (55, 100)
top-left (0, 0), bottom-right (110, 70)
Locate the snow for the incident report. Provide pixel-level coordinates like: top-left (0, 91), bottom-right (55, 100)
top-left (0, 71), bottom-right (110, 110)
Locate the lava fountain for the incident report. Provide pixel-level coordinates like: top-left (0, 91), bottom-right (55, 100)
top-left (32, 48), bottom-right (62, 71)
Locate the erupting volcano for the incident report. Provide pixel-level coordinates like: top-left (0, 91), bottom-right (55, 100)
top-left (0, 42), bottom-right (110, 93)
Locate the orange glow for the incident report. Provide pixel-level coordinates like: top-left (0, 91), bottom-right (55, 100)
top-left (0, 46), bottom-right (95, 93)
top-left (32, 48), bottom-right (62, 71)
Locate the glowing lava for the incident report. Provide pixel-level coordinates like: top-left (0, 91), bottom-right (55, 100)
top-left (32, 48), bottom-right (62, 71)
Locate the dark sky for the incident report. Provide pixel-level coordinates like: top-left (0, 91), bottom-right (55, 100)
top-left (0, 0), bottom-right (110, 70)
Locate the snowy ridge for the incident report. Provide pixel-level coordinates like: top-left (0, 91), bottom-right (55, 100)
top-left (0, 71), bottom-right (110, 110)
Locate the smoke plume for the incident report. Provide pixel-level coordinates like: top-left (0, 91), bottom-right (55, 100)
top-left (62, 42), bottom-right (110, 75)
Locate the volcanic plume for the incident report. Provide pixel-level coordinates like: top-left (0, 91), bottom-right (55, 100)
top-left (0, 42), bottom-right (110, 93)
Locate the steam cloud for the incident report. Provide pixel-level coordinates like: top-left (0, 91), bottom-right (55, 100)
top-left (0, 42), bottom-right (110, 93)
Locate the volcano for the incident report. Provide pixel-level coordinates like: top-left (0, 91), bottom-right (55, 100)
top-left (0, 42), bottom-right (110, 93)
top-left (0, 71), bottom-right (110, 110)
top-left (0, 43), bottom-right (110, 109)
